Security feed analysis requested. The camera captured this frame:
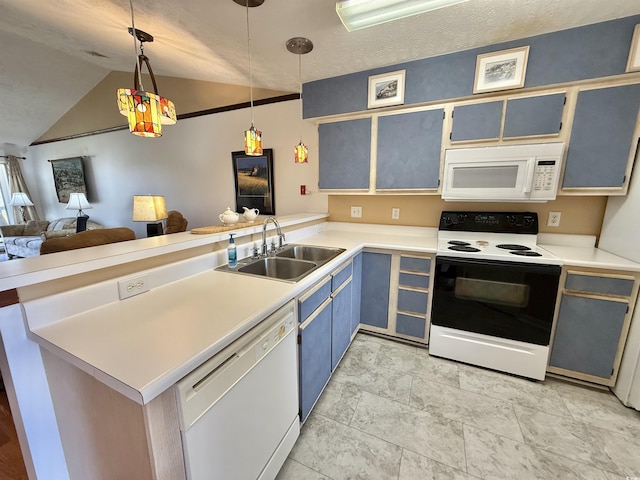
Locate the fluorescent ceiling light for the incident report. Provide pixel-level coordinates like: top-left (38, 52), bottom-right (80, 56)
top-left (336, 0), bottom-right (470, 31)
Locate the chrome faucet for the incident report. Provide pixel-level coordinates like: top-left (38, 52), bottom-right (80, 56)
top-left (261, 217), bottom-right (285, 255)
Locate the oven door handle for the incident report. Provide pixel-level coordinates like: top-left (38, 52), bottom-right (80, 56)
top-left (437, 256), bottom-right (561, 275)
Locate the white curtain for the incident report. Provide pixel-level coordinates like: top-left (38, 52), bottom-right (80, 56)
top-left (7, 155), bottom-right (39, 223)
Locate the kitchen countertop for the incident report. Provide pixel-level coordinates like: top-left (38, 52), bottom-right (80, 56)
top-left (26, 223), bottom-right (438, 405)
top-left (22, 220), bottom-right (640, 405)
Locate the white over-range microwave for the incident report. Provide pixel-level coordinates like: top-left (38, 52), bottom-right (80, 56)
top-left (441, 143), bottom-right (565, 202)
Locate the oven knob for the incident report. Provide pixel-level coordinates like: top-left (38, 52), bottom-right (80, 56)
top-left (443, 215), bottom-right (453, 225)
top-left (506, 215), bottom-right (516, 224)
top-left (523, 217), bottom-right (534, 226)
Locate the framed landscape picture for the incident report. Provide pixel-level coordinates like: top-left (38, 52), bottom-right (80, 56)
top-left (49, 156), bottom-right (88, 203)
top-left (367, 70), bottom-right (406, 109)
top-left (231, 149), bottom-right (275, 216)
top-left (474, 46), bottom-right (530, 94)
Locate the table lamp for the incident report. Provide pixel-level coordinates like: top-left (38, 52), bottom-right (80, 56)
top-left (133, 195), bottom-right (167, 237)
top-left (8, 192), bottom-right (34, 223)
top-left (65, 193), bottom-right (92, 232)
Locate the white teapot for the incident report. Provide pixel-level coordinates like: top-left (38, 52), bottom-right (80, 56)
top-left (242, 207), bottom-right (260, 222)
top-left (219, 207), bottom-right (239, 225)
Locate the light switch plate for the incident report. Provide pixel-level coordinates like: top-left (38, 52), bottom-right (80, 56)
top-left (350, 206), bottom-right (362, 218)
top-left (118, 275), bottom-right (149, 300)
top-left (392, 208), bottom-right (400, 220)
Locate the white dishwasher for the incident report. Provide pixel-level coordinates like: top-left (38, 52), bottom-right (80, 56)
top-left (176, 300), bottom-right (299, 480)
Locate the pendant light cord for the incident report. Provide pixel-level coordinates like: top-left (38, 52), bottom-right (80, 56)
top-left (245, 1), bottom-right (255, 126)
top-left (298, 53), bottom-right (303, 143)
top-left (128, 0), bottom-right (144, 91)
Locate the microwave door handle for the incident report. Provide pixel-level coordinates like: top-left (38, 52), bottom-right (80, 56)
top-left (523, 159), bottom-right (535, 193)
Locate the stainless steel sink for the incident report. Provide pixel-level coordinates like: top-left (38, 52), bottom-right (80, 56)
top-left (238, 257), bottom-right (317, 281)
top-left (276, 245), bottom-right (345, 263)
top-left (216, 244), bottom-right (346, 283)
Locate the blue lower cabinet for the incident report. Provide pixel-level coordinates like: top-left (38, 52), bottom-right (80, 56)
top-left (361, 252), bottom-right (392, 328)
top-left (396, 313), bottom-right (426, 339)
top-left (332, 281), bottom-right (352, 371)
top-left (299, 298), bottom-right (332, 422)
top-left (351, 253), bottom-right (363, 335)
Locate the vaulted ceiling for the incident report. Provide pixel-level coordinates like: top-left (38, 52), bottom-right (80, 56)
top-left (2, 0), bottom-right (640, 146)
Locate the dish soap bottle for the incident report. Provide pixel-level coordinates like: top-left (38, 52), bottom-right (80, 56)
top-left (228, 233), bottom-right (237, 268)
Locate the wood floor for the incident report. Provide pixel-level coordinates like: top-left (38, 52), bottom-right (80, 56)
top-left (0, 386), bottom-right (28, 480)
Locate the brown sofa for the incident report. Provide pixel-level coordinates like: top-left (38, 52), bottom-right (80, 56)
top-left (40, 228), bottom-right (136, 255)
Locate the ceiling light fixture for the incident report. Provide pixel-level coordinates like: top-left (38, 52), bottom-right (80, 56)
top-left (336, 0), bottom-right (470, 31)
top-left (116, 0), bottom-right (177, 137)
top-left (234, 0), bottom-right (264, 156)
top-left (286, 37), bottom-right (313, 164)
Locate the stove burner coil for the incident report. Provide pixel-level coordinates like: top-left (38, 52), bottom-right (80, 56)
top-left (496, 244), bottom-right (531, 251)
top-left (448, 245), bottom-right (481, 252)
top-left (510, 251), bottom-right (542, 257)
top-left (448, 240), bottom-right (471, 246)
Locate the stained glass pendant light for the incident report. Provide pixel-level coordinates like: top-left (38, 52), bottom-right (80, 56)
top-left (234, 0), bottom-right (264, 156)
top-left (286, 37), bottom-right (313, 164)
top-left (116, 0), bottom-right (177, 137)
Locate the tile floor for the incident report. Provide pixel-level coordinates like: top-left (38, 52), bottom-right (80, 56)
top-left (276, 332), bottom-right (640, 480)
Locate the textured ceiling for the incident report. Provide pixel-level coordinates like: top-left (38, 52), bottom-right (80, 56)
top-left (1, 0), bottom-right (640, 146)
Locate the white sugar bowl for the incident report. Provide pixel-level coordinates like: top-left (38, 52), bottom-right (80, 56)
top-left (243, 207), bottom-right (260, 222)
top-left (219, 207), bottom-right (239, 225)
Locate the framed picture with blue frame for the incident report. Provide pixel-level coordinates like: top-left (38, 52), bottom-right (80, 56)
top-left (231, 149), bottom-right (275, 216)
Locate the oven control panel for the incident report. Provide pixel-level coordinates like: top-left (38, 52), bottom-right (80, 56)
top-left (439, 211), bottom-right (538, 234)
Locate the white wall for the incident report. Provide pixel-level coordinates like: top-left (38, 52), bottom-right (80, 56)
top-left (21, 100), bottom-right (327, 238)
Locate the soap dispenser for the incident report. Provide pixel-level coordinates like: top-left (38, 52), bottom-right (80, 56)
top-left (228, 233), bottom-right (237, 268)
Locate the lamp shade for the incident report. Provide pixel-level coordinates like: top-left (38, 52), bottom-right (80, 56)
top-left (336, 0), bottom-right (470, 31)
top-left (132, 195), bottom-right (168, 221)
top-left (8, 192), bottom-right (34, 207)
top-left (65, 193), bottom-right (92, 211)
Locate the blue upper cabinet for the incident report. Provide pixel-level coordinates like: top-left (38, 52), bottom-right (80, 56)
top-left (503, 93), bottom-right (565, 138)
top-left (562, 84), bottom-right (640, 189)
top-left (376, 109), bottom-right (444, 189)
top-left (319, 119), bottom-right (371, 190)
top-left (450, 101), bottom-right (503, 142)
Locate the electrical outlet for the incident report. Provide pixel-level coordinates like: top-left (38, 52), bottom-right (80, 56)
top-left (118, 275), bottom-right (150, 300)
top-left (392, 208), bottom-right (400, 220)
top-left (547, 211), bottom-right (561, 227)
top-left (350, 206), bottom-right (362, 218)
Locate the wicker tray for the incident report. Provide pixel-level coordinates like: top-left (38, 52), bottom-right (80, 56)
top-left (190, 222), bottom-right (258, 235)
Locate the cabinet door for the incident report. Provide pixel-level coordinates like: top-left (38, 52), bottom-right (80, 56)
top-left (451, 101), bottom-right (503, 141)
top-left (376, 109), bottom-right (443, 189)
top-left (549, 294), bottom-right (628, 379)
top-left (503, 93), bottom-right (565, 138)
top-left (331, 281), bottom-right (352, 371)
top-left (319, 119), bottom-right (371, 190)
top-left (360, 252), bottom-right (391, 329)
top-left (562, 84), bottom-right (640, 188)
top-left (351, 253), bottom-right (363, 335)
top-left (299, 298), bottom-right (332, 422)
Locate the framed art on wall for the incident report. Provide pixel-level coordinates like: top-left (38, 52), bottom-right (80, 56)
top-left (474, 46), bottom-right (530, 94)
top-left (49, 156), bottom-right (88, 203)
top-left (231, 149), bottom-right (275, 216)
top-left (626, 24), bottom-right (640, 72)
top-left (367, 70), bottom-right (406, 109)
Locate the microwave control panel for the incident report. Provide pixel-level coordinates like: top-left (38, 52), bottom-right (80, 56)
top-left (533, 160), bottom-right (558, 192)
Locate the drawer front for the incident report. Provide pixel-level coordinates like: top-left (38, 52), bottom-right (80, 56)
top-left (299, 277), bottom-right (332, 321)
top-left (397, 288), bottom-right (428, 315)
top-left (332, 261), bottom-right (353, 292)
top-left (399, 256), bottom-right (431, 273)
top-left (398, 272), bottom-right (430, 289)
top-left (396, 313), bottom-right (426, 339)
top-left (565, 273), bottom-right (634, 297)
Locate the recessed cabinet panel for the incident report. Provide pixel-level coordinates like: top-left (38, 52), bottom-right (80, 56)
top-left (399, 272), bottom-right (430, 289)
top-left (376, 109), bottom-right (443, 189)
top-left (562, 84), bottom-right (640, 188)
top-left (565, 273), bottom-right (634, 297)
top-left (319, 119), bottom-right (371, 190)
top-left (503, 93), bottom-right (565, 138)
top-left (451, 101), bottom-right (503, 142)
top-left (396, 313), bottom-right (426, 339)
top-left (360, 252), bottom-right (391, 329)
top-left (298, 278), bottom-right (332, 322)
top-left (399, 256), bottom-right (431, 273)
top-left (549, 295), bottom-right (627, 378)
top-left (397, 288), bottom-right (428, 315)
top-left (331, 282), bottom-right (352, 371)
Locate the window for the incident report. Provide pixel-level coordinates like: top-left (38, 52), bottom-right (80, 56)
top-left (0, 162), bottom-right (12, 224)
